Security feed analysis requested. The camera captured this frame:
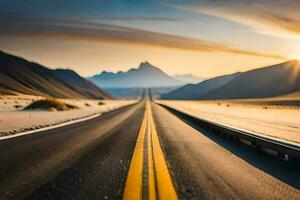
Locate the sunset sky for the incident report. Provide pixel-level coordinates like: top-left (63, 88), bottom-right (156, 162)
top-left (1, 0), bottom-right (300, 78)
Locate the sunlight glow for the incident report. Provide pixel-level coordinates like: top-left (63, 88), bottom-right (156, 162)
top-left (285, 59), bottom-right (300, 84)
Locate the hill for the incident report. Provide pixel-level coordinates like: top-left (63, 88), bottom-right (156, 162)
top-left (0, 51), bottom-right (110, 99)
top-left (52, 69), bottom-right (110, 99)
top-left (89, 62), bottom-right (182, 88)
top-left (201, 61), bottom-right (300, 100)
top-left (161, 73), bottom-right (240, 99)
top-left (162, 60), bottom-right (300, 100)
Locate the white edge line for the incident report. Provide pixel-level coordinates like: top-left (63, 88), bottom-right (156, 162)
top-left (0, 113), bottom-right (102, 141)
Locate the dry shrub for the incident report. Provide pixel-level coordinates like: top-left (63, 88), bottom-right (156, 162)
top-left (24, 98), bottom-right (78, 111)
top-left (14, 105), bottom-right (22, 109)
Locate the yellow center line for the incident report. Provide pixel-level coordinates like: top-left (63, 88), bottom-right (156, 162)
top-left (123, 101), bottom-right (178, 200)
top-left (123, 107), bottom-right (147, 200)
top-left (148, 102), bottom-right (178, 200)
top-left (147, 103), bottom-right (157, 200)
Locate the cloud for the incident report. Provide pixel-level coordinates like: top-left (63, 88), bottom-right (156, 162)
top-left (173, 0), bottom-right (300, 39)
top-left (0, 13), bottom-right (284, 59)
top-left (98, 16), bottom-right (182, 22)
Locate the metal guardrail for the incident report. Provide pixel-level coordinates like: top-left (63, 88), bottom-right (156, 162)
top-left (159, 103), bottom-right (300, 171)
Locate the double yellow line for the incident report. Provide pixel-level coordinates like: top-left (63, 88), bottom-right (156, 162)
top-left (123, 102), bottom-right (178, 200)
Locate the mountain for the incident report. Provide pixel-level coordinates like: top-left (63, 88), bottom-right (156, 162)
top-left (89, 62), bottom-right (183, 88)
top-left (161, 72), bottom-right (240, 100)
top-left (52, 69), bottom-right (111, 99)
top-left (162, 60), bottom-right (300, 100)
top-left (0, 51), bottom-right (110, 99)
top-left (174, 74), bottom-right (203, 84)
top-left (199, 60), bottom-right (300, 100)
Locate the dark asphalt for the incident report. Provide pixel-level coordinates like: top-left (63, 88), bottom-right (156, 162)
top-left (0, 102), bottom-right (145, 200)
top-left (1, 91), bottom-right (299, 200)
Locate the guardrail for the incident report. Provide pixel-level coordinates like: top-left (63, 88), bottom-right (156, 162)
top-left (158, 103), bottom-right (300, 171)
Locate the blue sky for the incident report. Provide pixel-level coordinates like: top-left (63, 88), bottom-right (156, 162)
top-left (1, 0), bottom-right (300, 77)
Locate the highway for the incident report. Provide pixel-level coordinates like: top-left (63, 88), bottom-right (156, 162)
top-left (0, 90), bottom-right (299, 199)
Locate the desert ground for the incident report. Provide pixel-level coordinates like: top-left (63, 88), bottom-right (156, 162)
top-left (157, 94), bottom-right (300, 145)
top-left (0, 94), bottom-right (136, 137)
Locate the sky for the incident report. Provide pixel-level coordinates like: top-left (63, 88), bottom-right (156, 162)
top-left (1, 0), bottom-right (300, 78)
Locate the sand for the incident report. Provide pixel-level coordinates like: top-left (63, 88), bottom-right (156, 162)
top-left (157, 100), bottom-right (300, 144)
top-left (0, 94), bottom-right (136, 137)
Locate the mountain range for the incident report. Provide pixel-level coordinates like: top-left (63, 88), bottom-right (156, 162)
top-left (162, 60), bottom-right (300, 100)
top-left (0, 51), bottom-right (110, 99)
top-left (162, 73), bottom-right (240, 100)
top-left (2, 50), bottom-right (300, 101)
top-left (89, 62), bottom-right (183, 88)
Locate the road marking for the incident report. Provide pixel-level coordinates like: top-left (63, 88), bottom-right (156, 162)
top-left (124, 102), bottom-right (178, 200)
top-left (123, 107), bottom-right (147, 200)
top-left (147, 105), bottom-right (157, 200)
top-left (148, 102), bottom-right (178, 200)
top-left (0, 113), bottom-right (102, 141)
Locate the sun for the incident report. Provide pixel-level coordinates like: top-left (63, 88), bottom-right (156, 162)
top-left (288, 54), bottom-right (300, 61)
top-left (284, 56), bottom-right (300, 84)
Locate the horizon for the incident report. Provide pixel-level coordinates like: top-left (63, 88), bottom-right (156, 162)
top-left (2, 1), bottom-right (300, 77)
top-left (1, 49), bottom-right (296, 81)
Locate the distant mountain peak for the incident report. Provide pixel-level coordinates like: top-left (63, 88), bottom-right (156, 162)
top-left (89, 62), bottom-right (182, 88)
top-left (99, 70), bottom-right (116, 76)
top-left (137, 62), bottom-right (164, 74)
top-left (138, 61), bottom-right (156, 69)
top-left (140, 61), bottom-right (151, 66)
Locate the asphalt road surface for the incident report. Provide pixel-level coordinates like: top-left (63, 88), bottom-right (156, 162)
top-left (0, 92), bottom-right (299, 199)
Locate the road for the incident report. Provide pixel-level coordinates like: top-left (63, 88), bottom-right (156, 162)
top-left (0, 91), bottom-right (299, 199)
